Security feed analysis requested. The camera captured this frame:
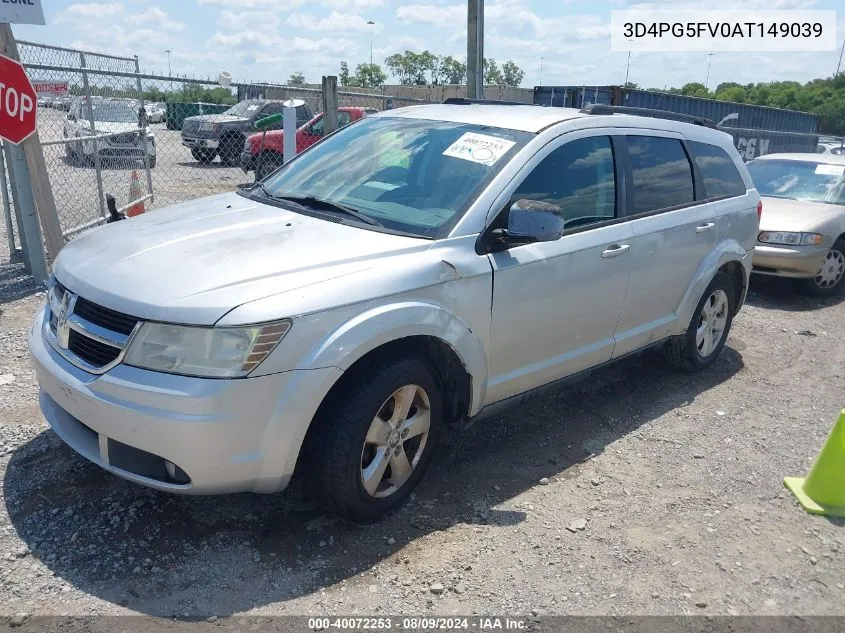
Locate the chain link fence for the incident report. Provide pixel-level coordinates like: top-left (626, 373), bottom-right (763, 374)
top-left (5, 40), bottom-right (434, 250)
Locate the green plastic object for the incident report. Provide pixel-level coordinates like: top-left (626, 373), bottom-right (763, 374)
top-left (784, 409), bottom-right (845, 517)
top-left (254, 113), bottom-right (282, 130)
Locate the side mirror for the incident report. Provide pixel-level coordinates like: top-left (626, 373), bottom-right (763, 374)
top-left (493, 199), bottom-right (565, 248)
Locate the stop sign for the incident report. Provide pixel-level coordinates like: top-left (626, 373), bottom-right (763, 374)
top-left (0, 54), bottom-right (37, 145)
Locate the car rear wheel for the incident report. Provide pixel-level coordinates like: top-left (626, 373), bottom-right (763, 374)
top-left (219, 136), bottom-right (243, 167)
top-left (664, 271), bottom-right (735, 372)
top-left (255, 154), bottom-right (282, 180)
top-left (306, 358), bottom-right (442, 522)
top-left (191, 148), bottom-right (215, 163)
top-left (801, 240), bottom-right (845, 296)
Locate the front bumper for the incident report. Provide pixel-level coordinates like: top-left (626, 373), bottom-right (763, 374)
top-left (181, 136), bottom-right (219, 150)
top-left (28, 302), bottom-right (342, 495)
top-left (752, 244), bottom-right (827, 278)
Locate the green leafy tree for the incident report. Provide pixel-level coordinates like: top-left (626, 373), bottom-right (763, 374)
top-left (288, 72), bottom-right (306, 86)
top-left (501, 60), bottom-right (525, 87)
top-left (385, 52), bottom-right (413, 84)
top-left (680, 82), bottom-right (711, 97)
top-left (441, 56), bottom-right (466, 84)
top-left (339, 61), bottom-right (351, 87)
top-left (354, 63), bottom-right (386, 89)
top-left (483, 58), bottom-right (504, 85)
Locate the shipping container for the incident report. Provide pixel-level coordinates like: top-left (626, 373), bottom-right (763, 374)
top-left (533, 85), bottom-right (820, 159)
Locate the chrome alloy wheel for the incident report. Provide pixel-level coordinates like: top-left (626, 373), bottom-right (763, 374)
top-left (360, 384), bottom-right (431, 499)
top-left (814, 249), bottom-right (845, 290)
top-left (696, 289), bottom-right (729, 357)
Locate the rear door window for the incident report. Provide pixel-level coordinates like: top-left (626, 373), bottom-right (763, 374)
top-left (627, 136), bottom-right (695, 214)
top-left (688, 141), bottom-right (747, 199)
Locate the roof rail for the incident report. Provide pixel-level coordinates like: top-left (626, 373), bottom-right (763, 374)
top-left (443, 97), bottom-right (536, 106)
top-left (579, 103), bottom-right (717, 128)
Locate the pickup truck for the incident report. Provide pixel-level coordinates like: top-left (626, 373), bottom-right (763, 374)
top-left (240, 107), bottom-right (374, 179)
top-left (181, 99), bottom-right (314, 166)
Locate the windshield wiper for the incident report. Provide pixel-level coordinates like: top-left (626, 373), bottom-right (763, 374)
top-left (271, 195), bottom-right (383, 227)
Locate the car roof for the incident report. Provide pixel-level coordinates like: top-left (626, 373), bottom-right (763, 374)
top-left (374, 103), bottom-right (732, 137)
top-left (753, 153), bottom-right (845, 165)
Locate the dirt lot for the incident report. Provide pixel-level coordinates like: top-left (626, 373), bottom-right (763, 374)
top-left (0, 220), bottom-right (843, 619)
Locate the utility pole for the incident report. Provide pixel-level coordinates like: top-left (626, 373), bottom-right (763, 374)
top-left (539, 56), bottom-right (543, 86)
top-left (467, 0), bottom-right (483, 99)
top-left (705, 52), bottom-right (714, 90)
top-left (836, 34), bottom-right (845, 76)
top-left (367, 21), bottom-right (375, 67)
top-left (624, 40), bottom-right (632, 86)
top-left (165, 49), bottom-right (172, 90)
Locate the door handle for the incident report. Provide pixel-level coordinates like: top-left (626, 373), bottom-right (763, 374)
top-left (695, 222), bottom-right (715, 233)
top-left (601, 244), bottom-right (630, 258)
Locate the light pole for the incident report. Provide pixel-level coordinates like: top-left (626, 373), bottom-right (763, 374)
top-left (367, 20), bottom-right (375, 67)
top-left (164, 49), bottom-right (172, 90)
top-left (624, 39), bottom-right (632, 86)
top-left (539, 56), bottom-right (543, 85)
top-left (705, 52), bottom-right (714, 90)
top-left (836, 34), bottom-right (845, 76)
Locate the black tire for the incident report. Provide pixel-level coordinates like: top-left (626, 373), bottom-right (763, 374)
top-left (219, 135), bottom-right (243, 167)
top-left (664, 271), bottom-right (736, 372)
top-left (305, 357), bottom-right (443, 522)
top-left (255, 154), bottom-right (282, 180)
top-left (191, 148), bottom-right (215, 163)
top-left (799, 239), bottom-right (845, 296)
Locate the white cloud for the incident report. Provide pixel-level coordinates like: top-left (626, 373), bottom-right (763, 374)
top-left (216, 10), bottom-right (281, 31)
top-left (55, 2), bottom-right (123, 23)
top-left (285, 11), bottom-right (378, 32)
top-left (127, 7), bottom-right (184, 31)
top-left (322, 0), bottom-right (387, 7)
top-left (197, 0), bottom-right (304, 7)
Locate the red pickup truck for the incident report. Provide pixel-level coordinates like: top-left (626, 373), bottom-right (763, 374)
top-left (240, 106), bottom-right (374, 179)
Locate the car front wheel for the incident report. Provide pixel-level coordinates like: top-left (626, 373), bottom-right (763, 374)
top-left (664, 271), bottom-right (735, 372)
top-left (307, 358), bottom-right (442, 522)
top-left (801, 239), bottom-right (845, 296)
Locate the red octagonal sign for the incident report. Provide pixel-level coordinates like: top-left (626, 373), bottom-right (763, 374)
top-left (0, 54), bottom-right (37, 145)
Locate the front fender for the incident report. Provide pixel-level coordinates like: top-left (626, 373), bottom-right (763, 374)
top-left (676, 240), bottom-right (751, 333)
top-left (302, 301), bottom-right (488, 416)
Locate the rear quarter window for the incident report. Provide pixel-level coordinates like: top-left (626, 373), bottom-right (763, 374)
top-left (627, 136), bottom-right (695, 214)
top-left (688, 141), bottom-right (747, 199)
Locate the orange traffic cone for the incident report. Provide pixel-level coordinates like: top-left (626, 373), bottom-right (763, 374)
top-left (126, 169), bottom-right (145, 217)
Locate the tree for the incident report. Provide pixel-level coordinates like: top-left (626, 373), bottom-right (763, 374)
top-left (354, 63), bottom-right (386, 89)
top-left (483, 58), bottom-right (504, 85)
top-left (288, 72), bottom-right (305, 86)
top-left (680, 82), bottom-right (711, 98)
top-left (339, 61), bottom-right (351, 87)
top-left (385, 52), bottom-right (414, 84)
top-left (501, 60), bottom-right (524, 87)
top-left (441, 56), bottom-right (466, 84)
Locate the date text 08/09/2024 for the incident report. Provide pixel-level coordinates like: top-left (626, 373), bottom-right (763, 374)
top-left (308, 617), bottom-right (528, 630)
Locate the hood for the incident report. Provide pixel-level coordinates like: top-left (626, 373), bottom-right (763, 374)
top-left (53, 192), bottom-right (428, 325)
top-left (759, 196), bottom-right (845, 233)
top-left (185, 114), bottom-right (248, 125)
top-left (87, 121), bottom-right (143, 135)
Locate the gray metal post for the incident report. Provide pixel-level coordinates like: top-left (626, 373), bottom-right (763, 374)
top-left (80, 52), bottom-right (107, 220)
top-left (322, 76), bottom-right (338, 136)
top-left (0, 141), bottom-right (16, 257)
top-left (135, 55), bottom-right (154, 204)
top-left (467, 0), bottom-right (484, 99)
top-left (6, 142), bottom-right (48, 282)
top-left (3, 141), bottom-right (28, 270)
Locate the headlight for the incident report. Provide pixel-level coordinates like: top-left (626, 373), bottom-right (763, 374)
top-left (758, 231), bottom-right (823, 246)
top-left (124, 320), bottom-right (291, 378)
top-left (199, 122), bottom-right (219, 133)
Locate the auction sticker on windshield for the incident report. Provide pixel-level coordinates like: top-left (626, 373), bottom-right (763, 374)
top-left (815, 164), bottom-right (845, 177)
top-left (443, 132), bottom-right (516, 166)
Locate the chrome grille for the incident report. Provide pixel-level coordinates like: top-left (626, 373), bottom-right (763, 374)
top-left (181, 120), bottom-right (199, 134)
top-left (46, 282), bottom-right (140, 374)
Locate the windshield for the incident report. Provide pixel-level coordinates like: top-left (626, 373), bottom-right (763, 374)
top-left (747, 159), bottom-right (845, 205)
top-left (90, 104), bottom-right (137, 123)
top-left (222, 100), bottom-right (262, 118)
top-left (257, 116), bottom-right (532, 238)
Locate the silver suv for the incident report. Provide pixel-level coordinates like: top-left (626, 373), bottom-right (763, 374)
top-left (29, 102), bottom-right (760, 521)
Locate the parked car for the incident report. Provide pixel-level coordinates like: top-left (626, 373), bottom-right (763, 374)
top-left (63, 97), bottom-right (156, 168)
top-left (144, 102), bottom-right (166, 124)
top-left (817, 141), bottom-right (845, 156)
top-left (747, 153), bottom-right (845, 294)
top-left (241, 106), bottom-right (373, 180)
top-left (30, 103), bottom-right (759, 521)
top-left (181, 99), bottom-right (314, 165)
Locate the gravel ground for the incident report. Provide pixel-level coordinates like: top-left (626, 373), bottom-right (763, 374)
top-left (0, 214), bottom-right (843, 620)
